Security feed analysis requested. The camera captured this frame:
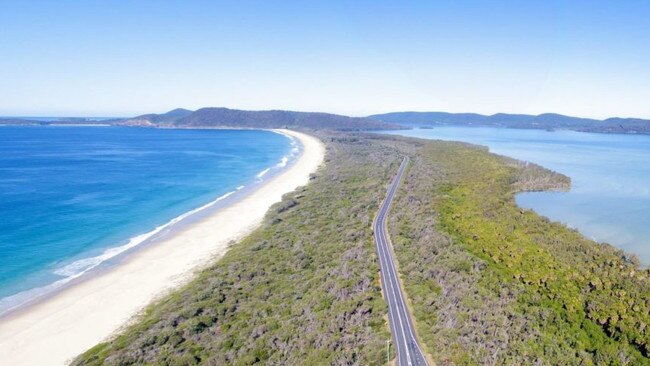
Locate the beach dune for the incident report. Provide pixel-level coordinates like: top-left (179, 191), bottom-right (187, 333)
top-left (0, 129), bottom-right (325, 366)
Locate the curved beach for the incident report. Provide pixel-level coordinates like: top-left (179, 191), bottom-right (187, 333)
top-left (0, 129), bottom-right (325, 366)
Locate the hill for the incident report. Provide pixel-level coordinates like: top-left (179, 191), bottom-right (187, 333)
top-left (5, 109), bottom-right (650, 133)
top-left (370, 111), bottom-right (650, 134)
top-left (119, 107), bottom-right (401, 130)
top-left (118, 108), bottom-right (194, 127)
top-left (0, 108), bottom-right (400, 131)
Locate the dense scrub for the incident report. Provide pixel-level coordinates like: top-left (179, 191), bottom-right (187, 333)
top-left (74, 132), bottom-right (650, 365)
top-left (73, 134), bottom-right (403, 365)
top-left (390, 139), bottom-right (650, 365)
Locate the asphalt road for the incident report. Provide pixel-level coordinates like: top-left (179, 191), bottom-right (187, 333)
top-left (373, 157), bottom-right (428, 366)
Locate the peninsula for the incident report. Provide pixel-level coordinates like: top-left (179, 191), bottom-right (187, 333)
top-left (67, 128), bottom-right (650, 365)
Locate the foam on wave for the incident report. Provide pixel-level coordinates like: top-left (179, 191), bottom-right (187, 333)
top-left (0, 190), bottom-right (238, 316)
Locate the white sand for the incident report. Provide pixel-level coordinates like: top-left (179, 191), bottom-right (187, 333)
top-left (0, 129), bottom-right (324, 366)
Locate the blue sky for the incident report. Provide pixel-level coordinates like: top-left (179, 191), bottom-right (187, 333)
top-left (1, 0), bottom-right (649, 118)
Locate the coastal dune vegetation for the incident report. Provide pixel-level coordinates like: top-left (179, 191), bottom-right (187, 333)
top-left (74, 131), bottom-right (650, 365)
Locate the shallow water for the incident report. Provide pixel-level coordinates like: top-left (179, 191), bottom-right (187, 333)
top-left (384, 127), bottom-right (650, 264)
top-left (0, 126), bottom-right (294, 309)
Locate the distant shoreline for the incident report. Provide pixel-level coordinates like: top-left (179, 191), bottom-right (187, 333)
top-left (4, 106), bottom-right (650, 135)
top-left (0, 129), bottom-right (325, 366)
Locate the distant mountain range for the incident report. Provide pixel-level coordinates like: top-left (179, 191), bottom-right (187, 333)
top-left (369, 111), bottom-right (650, 134)
top-left (0, 108), bottom-right (400, 131)
top-left (3, 108), bottom-right (650, 134)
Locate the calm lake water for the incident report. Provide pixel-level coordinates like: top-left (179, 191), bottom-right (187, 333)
top-left (0, 126), bottom-right (295, 313)
top-left (384, 127), bottom-right (650, 264)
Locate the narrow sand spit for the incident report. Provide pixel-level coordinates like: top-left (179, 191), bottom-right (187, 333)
top-left (0, 129), bottom-right (325, 366)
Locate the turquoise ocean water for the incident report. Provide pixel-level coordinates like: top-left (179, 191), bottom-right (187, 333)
top-left (0, 126), bottom-right (296, 314)
top-left (384, 127), bottom-right (650, 264)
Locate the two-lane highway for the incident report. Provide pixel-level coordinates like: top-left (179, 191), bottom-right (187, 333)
top-left (373, 157), bottom-right (428, 366)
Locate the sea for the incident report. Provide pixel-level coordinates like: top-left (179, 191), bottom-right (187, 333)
top-left (0, 126), bottom-right (297, 315)
top-left (384, 127), bottom-right (650, 265)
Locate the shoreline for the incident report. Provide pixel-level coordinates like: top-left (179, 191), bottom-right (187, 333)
top-left (0, 128), bottom-right (300, 318)
top-left (0, 129), bottom-right (325, 366)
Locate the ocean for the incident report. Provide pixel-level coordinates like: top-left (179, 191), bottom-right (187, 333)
top-left (0, 126), bottom-right (296, 314)
top-left (384, 127), bottom-right (650, 264)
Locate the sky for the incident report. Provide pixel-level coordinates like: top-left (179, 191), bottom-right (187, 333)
top-left (0, 0), bottom-right (649, 119)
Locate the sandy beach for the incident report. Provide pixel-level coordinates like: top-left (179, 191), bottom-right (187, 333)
top-left (0, 129), bottom-right (325, 366)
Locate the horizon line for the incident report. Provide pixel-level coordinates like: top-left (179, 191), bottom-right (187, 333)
top-left (1, 107), bottom-right (649, 122)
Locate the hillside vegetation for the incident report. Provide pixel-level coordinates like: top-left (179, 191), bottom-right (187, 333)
top-left (74, 132), bottom-right (650, 365)
top-left (5, 108), bottom-right (650, 134)
top-left (120, 108), bottom-right (401, 130)
top-left (0, 108), bottom-right (400, 130)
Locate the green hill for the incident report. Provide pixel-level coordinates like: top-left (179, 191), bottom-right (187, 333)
top-left (120, 107), bottom-right (401, 130)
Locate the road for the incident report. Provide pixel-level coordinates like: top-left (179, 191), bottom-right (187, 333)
top-left (373, 157), bottom-right (428, 366)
